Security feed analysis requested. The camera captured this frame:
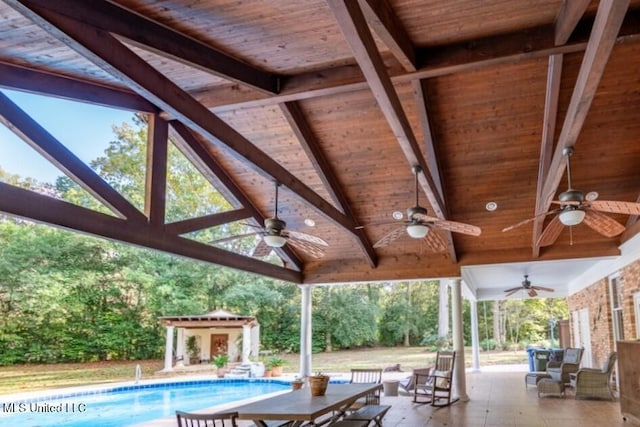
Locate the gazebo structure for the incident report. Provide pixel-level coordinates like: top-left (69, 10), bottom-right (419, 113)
top-left (158, 309), bottom-right (259, 372)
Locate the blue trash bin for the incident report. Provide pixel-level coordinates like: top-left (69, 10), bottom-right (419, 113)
top-left (526, 347), bottom-right (545, 372)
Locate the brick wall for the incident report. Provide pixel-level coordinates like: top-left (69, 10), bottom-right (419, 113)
top-left (568, 258), bottom-right (640, 367)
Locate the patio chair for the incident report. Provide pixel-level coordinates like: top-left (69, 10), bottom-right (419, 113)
top-left (346, 368), bottom-right (383, 411)
top-left (546, 347), bottom-right (583, 384)
top-left (413, 350), bottom-right (457, 407)
top-left (573, 351), bottom-right (617, 400)
top-left (398, 367), bottom-right (432, 395)
top-left (176, 410), bottom-right (238, 427)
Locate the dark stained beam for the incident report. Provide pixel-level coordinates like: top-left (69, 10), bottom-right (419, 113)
top-left (7, 1), bottom-right (366, 254)
top-left (555, 0), bottom-right (591, 45)
top-left (540, 0), bottom-right (630, 222)
top-left (0, 61), bottom-right (157, 113)
top-left (0, 182), bottom-right (301, 283)
top-left (532, 54), bottom-right (563, 258)
top-left (279, 101), bottom-right (377, 267)
top-left (196, 12), bottom-right (640, 114)
top-left (326, 0), bottom-right (447, 220)
top-left (358, 0), bottom-right (416, 71)
top-left (165, 208), bottom-right (251, 235)
top-left (169, 121), bottom-right (303, 271)
top-left (145, 114), bottom-right (168, 228)
top-left (0, 90), bottom-right (146, 222)
top-left (412, 80), bottom-right (457, 262)
top-left (18, 0), bottom-right (279, 94)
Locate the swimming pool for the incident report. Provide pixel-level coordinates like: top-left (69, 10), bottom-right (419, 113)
top-left (0, 379), bottom-right (291, 427)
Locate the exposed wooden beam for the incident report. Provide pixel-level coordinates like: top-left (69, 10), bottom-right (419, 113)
top-left (326, 0), bottom-right (447, 220)
top-left (169, 121), bottom-right (303, 271)
top-left (8, 1), bottom-right (366, 255)
top-left (626, 194), bottom-right (640, 228)
top-left (0, 90), bottom-right (146, 222)
top-left (540, 0), bottom-right (630, 216)
top-left (357, 0), bottom-right (416, 71)
top-left (555, 0), bottom-right (591, 45)
top-left (165, 208), bottom-right (251, 235)
top-left (19, 0), bottom-right (280, 94)
top-left (0, 182), bottom-right (301, 283)
top-left (279, 101), bottom-right (377, 267)
top-left (195, 12), bottom-right (640, 114)
top-left (621, 211), bottom-right (640, 243)
top-left (411, 79), bottom-right (457, 262)
top-left (145, 114), bottom-right (168, 228)
top-left (0, 61), bottom-right (158, 113)
top-left (532, 54), bottom-right (563, 258)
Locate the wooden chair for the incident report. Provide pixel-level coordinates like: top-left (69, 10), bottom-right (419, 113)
top-left (413, 350), bottom-right (458, 407)
top-left (348, 368), bottom-right (383, 409)
top-left (176, 410), bottom-right (238, 427)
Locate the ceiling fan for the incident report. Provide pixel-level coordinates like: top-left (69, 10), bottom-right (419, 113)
top-left (503, 147), bottom-right (640, 247)
top-left (211, 182), bottom-right (328, 258)
top-left (504, 275), bottom-right (554, 297)
top-left (372, 166), bottom-right (481, 250)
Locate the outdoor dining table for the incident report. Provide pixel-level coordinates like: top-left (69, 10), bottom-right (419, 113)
top-left (232, 382), bottom-right (382, 427)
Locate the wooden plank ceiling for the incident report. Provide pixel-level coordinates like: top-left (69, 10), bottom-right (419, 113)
top-left (1, 0), bottom-right (640, 284)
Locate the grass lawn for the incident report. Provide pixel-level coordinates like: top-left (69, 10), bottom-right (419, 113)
top-left (0, 347), bottom-right (527, 395)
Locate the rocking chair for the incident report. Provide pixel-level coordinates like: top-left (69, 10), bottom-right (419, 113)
top-left (413, 351), bottom-right (458, 407)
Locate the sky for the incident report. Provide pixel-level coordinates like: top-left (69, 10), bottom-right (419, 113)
top-left (0, 89), bottom-right (135, 184)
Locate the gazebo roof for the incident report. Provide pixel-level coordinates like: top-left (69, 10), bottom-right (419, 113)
top-left (159, 309), bottom-right (258, 328)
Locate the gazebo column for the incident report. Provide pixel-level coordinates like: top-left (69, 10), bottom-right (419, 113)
top-left (242, 324), bottom-right (251, 364)
top-left (438, 280), bottom-right (449, 338)
top-left (451, 279), bottom-right (469, 401)
top-left (299, 284), bottom-right (312, 378)
top-left (161, 325), bottom-right (175, 372)
top-left (469, 299), bottom-right (481, 372)
top-left (176, 327), bottom-right (185, 367)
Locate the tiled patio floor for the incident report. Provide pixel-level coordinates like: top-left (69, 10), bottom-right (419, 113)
top-left (140, 367), bottom-right (625, 427)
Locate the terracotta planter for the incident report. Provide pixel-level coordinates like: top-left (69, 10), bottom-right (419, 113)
top-left (291, 381), bottom-right (304, 390)
top-left (271, 366), bottom-right (283, 377)
top-left (264, 369), bottom-right (273, 378)
top-left (308, 375), bottom-right (329, 396)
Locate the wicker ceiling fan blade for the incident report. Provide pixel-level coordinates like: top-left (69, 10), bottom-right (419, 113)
top-left (286, 236), bottom-right (326, 259)
top-left (373, 226), bottom-right (407, 248)
top-left (589, 200), bottom-right (640, 216)
top-left (210, 232), bottom-right (260, 244)
top-left (415, 214), bottom-right (481, 236)
top-left (582, 209), bottom-right (625, 237)
top-left (536, 215), bottom-right (564, 247)
top-left (528, 288), bottom-right (538, 298)
top-left (423, 229), bottom-right (447, 252)
top-left (502, 209), bottom-right (561, 232)
top-left (532, 286), bottom-right (555, 292)
top-left (504, 288), bottom-right (521, 297)
top-left (286, 229), bottom-right (328, 246)
top-left (252, 239), bottom-right (272, 257)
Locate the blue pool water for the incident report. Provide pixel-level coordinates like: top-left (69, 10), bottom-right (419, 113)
top-left (0, 379), bottom-right (290, 427)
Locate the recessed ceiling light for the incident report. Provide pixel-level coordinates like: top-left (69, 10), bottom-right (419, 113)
top-left (585, 191), bottom-right (599, 201)
top-left (304, 218), bottom-right (315, 227)
top-left (392, 211), bottom-right (404, 220)
top-left (486, 202), bottom-right (498, 211)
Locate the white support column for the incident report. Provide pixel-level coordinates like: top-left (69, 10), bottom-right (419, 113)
top-left (299, 284), bottom-right (312, 378)
top-left (242, 324), bottom-right (251, 364)
top-left (176, 328), bottom-right (185, 367)
top-left (469, 299), bottom-right (481, 372)
top-left (438, 280), bottom-right (449, 338)
top-left (451, 279), bottom-right (469, 401)
top-left (162, 325), bottom-right (175, 372)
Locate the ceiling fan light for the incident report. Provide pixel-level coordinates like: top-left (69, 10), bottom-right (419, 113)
top-left (559, 209), bottom-right (585, 226)
top-left (263, 235), bottom-right (286, 247)
top-left (406, 224), bottom-right (428, 239)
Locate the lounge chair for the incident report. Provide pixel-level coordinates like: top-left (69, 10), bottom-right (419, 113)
top-left (573, 351), bottom-right (617, 400)
top-left (546, 347), bottom-right (583, 385)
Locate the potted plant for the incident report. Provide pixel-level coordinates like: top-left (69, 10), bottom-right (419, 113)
top-left (212, 354), bottom-right (229, 378)
top-left (186, 336), bottom-right (200, 365)
top-left (291, 376), bottom-right (305, 390)
top-left (308, 372), bottom-right (330, 396)
top-left (266, 355), bottom-right (286, 377)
